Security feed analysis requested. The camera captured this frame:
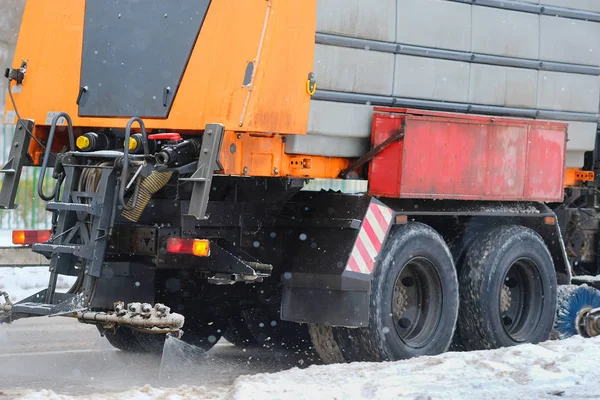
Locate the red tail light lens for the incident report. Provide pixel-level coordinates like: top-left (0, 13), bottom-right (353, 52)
top-left (12, 230), bottom-right (52, 245)
top-left (166, 238), bottom-right (210, 257)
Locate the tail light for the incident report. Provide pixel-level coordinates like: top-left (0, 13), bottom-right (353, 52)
top-left (12, 230), bottom-right (52, 245)
top-left (166, 238), bottom-right (210, 257)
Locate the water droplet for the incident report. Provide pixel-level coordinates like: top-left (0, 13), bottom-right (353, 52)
top-left (382, 327), bottom-right (390, 334)
top-left (253, 241), bottom-right (260, 248)
top-left (271, 321), bottom-right (277, 327)
top-left (270, 232), bottom-right (276, 239)
top-left (259, 322), bottom-right (265, 328)
top-left (134, 281), bottom-right (140, 287)
top-left (299, 233), bottom-right (307, 241)
top-left (208, 335), bottom-right (217, 344)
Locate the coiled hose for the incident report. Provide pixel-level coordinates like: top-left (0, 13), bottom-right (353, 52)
top-left (121, 171), bottom-right (173, 222)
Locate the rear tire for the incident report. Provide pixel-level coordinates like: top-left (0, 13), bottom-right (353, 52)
top-left (314, 223), bottom-right (459, 363)
top-left (132, 330), bottom-right (167, 354)
top-left (458, 225), bottom-right (557, 350)
top-left (179, 313), bottom-right (223, 351)
top-left (223, 309), bottom-right (259, 348)
top-left (307, 324), bottom-right (347, 364)
top-left (97, 325), bottom-right (147, 353)
top-left (242, 307), bottom-right (313, 351)
top-left (98, 312), bottom-right (223, 354)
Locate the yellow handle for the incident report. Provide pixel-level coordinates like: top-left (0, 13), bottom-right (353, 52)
top-left (306, 79), bottom-right (317, 96)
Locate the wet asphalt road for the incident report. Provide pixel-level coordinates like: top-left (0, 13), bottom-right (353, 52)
top-left (0, 317), bottom-right (315, 396)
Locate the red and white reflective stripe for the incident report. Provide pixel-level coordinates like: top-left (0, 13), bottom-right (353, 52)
top-left (346, 202), bottom-right (394, 274)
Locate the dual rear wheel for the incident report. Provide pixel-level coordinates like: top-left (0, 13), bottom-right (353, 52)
top-left (310, 223), bottom-right (558, 363)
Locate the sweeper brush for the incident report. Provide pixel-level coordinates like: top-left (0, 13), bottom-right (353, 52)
top-left (554, 285), bottom-right (600, 339)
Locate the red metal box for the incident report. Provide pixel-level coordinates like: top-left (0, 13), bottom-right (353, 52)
top-left (368, 108), bottom-right (567, 202)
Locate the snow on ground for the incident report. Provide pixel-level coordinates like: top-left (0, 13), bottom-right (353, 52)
top-left (0, 230), bottom-right (76, 302)
top-left (0, 229), bottom-right (13, 246)
top-left (0, 267), bottom-right (75, 303)
top-left (573, 275), bottom-right (600, 283)
top-left (10, 335), bottom-right (600, 400)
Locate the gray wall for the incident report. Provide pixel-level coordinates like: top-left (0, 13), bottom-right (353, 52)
top-left (299, 0), bottom-right (600, 168)
top-left (0, 0), bottom-right (25, 111)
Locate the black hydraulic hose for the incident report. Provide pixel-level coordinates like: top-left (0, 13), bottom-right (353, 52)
top-left (38, 112), bottom-right (75, 201)
top-left (119, 117), bottom-right (150, 211)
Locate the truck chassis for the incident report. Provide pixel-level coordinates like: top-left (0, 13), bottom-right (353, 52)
top-left (1, 106), bottom-right (599, 362)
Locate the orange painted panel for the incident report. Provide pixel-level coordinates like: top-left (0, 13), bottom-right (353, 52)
top-left (5, 0), bottom-right (315, 135)
top-left (218, 132), bottom-right (350, 179)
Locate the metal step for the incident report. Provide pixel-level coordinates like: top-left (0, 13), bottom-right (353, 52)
top-left (11, 302), bottom-right (55, 316)
top-left (33, 242), bottom-right (95, 260)
top-left (33, 243), bottom-right (77, 255)
top-left (7, 291), bottom-right (81, 319)
top-left (46, 201), bottom-right (97, 215)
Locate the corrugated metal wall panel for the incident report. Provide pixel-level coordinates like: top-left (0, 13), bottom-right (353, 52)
top-left (314, 45), bottom-right (395, 96)
top-left (542, 0), bottom-right (600, 13)
top-left (564, 121), bottom-right (597, 152)
top-left (316, 0), bottom-right (396, 42)
top-left (303, 0), bottom-right (600, 169)
top-left (537, 71), bottom-right (600, 113)
top-left (396, 0), bottom-right (472, 52)
top-left (285, 134), bottom-right (369, 158)
top-left (471, 7), bottom-right (539, 59)
top-left (307, 101), bottom-right (373, 139)
top-left (393, 55), bottom-right (470, 103)
top-left (540, 16), bottom-right (600, 66)
top-left (469, 64), bottom-right (538, 108)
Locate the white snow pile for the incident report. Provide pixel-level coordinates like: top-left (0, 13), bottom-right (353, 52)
top-left (573, 275), bottom-right (600, 283)
top-left (0, 267), bottom-right (75, 302)
top-left (12, 335), bottom-right (600, 400)
top-left (11, 386), bottom-right (225, 400)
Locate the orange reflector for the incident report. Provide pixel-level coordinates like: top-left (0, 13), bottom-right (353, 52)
top-left (395, 215), bottom-right (408, 225)
top-left (12, 230), bottom-right (52, 245)
top-left (544, 216), bottom-right (556, 226)
top-left (166, 238), bottom-right (210, 257)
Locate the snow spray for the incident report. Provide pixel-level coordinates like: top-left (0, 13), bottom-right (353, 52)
top-left (158, 334), bottom-right (243, 385)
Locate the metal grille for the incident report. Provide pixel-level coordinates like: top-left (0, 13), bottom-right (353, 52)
top-left (0, 123), bottom-right (52, 230)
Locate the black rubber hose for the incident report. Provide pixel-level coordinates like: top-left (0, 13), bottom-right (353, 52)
top-left (38, 112), bottom-right (75, 201)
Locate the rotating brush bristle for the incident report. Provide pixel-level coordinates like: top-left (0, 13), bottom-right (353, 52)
top-left (554, 284), bottom-right (600, 339)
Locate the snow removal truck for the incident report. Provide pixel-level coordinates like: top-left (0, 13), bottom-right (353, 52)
top-left (2, 0), bottom-right (600, 362)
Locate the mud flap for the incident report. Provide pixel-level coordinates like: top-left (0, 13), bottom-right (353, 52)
top-left (281, 198), bottom-right (395, 327)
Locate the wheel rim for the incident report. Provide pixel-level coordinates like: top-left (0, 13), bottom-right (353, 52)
top-left (392, 257), bottom-right (443, 348)
top-left (500, 258), bottom-right (543, 342)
